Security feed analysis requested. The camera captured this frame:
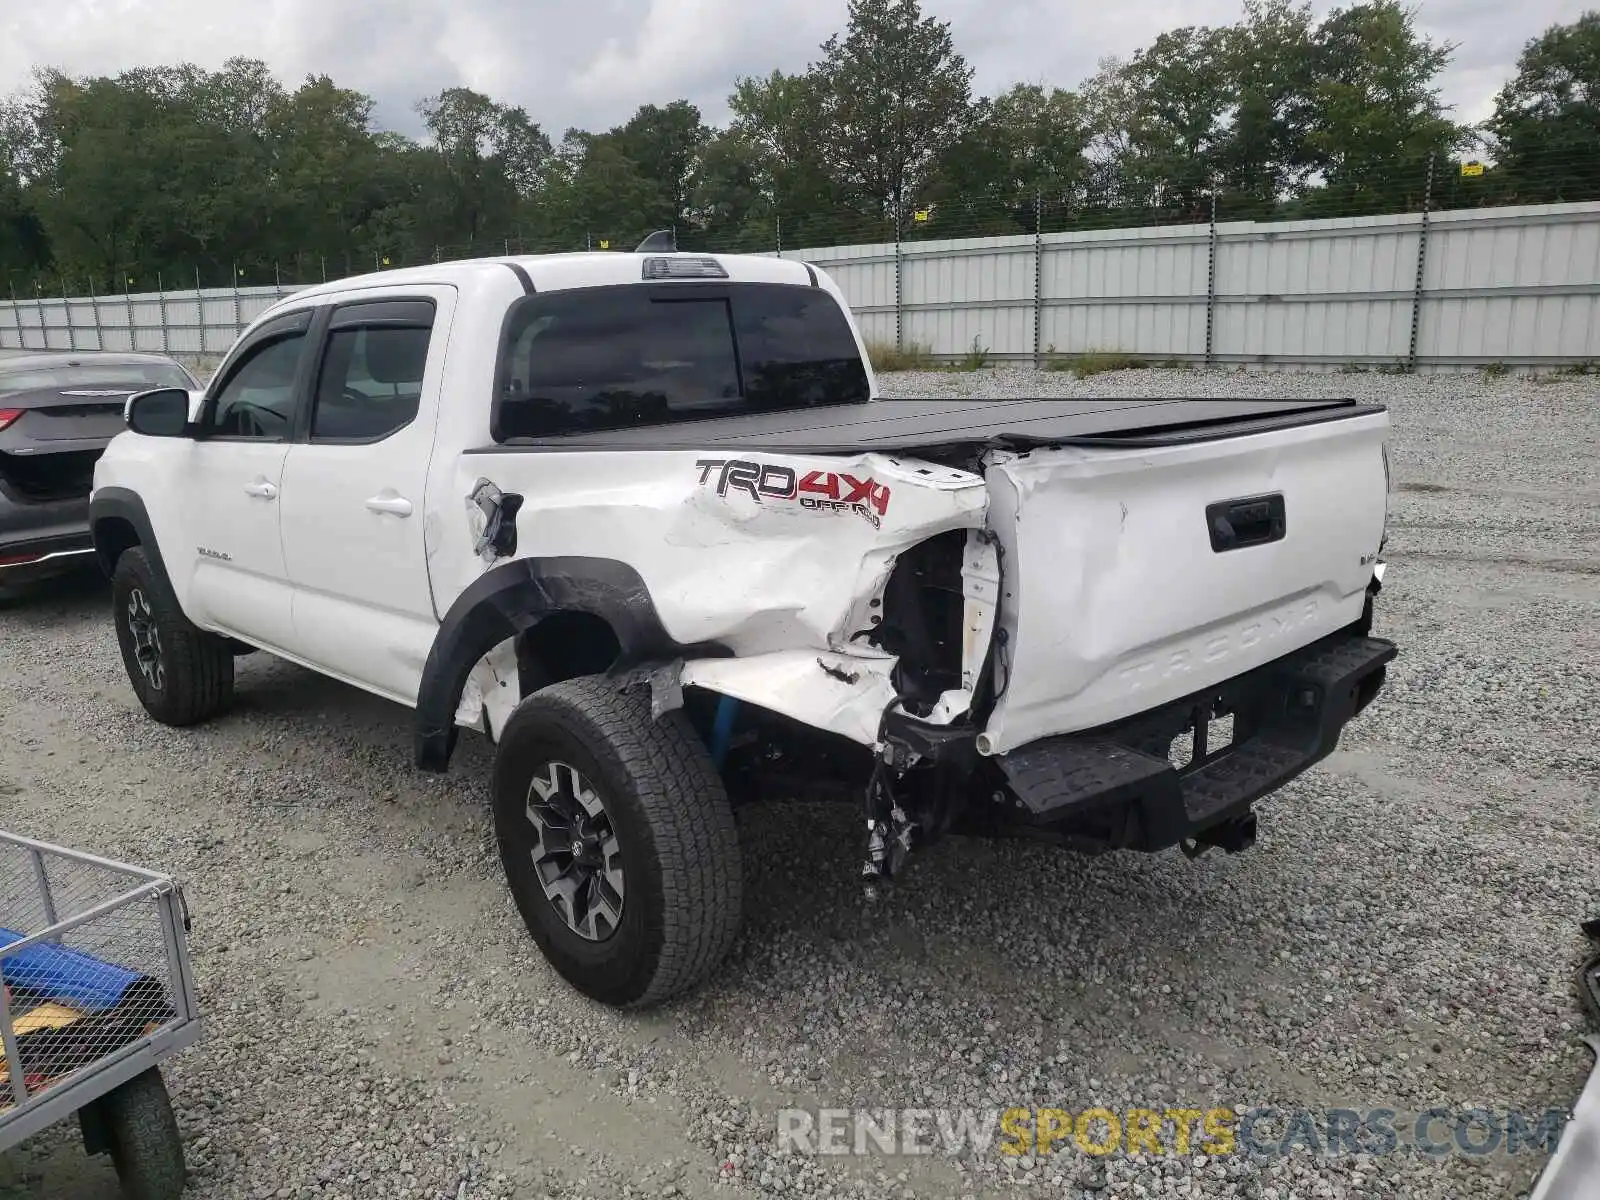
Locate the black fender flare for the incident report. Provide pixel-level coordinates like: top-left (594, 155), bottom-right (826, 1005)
top-left (88, 488), bottom-right (169, 584)
top-left (414, 556), bottom-right (730, 773)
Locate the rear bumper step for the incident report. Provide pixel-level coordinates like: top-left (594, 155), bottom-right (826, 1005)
top-left (997, 629), bottom-right (1397, 853)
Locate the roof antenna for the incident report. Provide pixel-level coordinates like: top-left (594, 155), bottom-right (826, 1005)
top-left (635, 229), bottom-right (677, 253)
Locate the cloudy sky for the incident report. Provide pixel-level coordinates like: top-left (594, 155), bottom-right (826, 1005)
top-left (1, 0), bottom-right (1591, 140)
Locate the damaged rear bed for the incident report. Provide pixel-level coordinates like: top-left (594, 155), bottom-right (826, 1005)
top-left (447, 393), bottom-right (1392, 762)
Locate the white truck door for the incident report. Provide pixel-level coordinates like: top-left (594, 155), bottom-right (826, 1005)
top-left (178, 310), bottom-right (315, 650)
top-left (277, 288), bottom-right (455, 704)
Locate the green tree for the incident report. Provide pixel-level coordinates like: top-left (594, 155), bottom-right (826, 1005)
top-left (0, 3), bottom-right (1589, 285)
top-left (264, 76), bottom-right (391, 268)
top-left (178, 58), bottom-right (287, 278)
top-left (24, 67), bottom-right (208, 286)
top-left (926, 85), bottom-right (1091, 234)
top-left (812, 0), bottom-right (974, 228)
top-left (417, 87), bottom-right (552, 249)
top-left (690, 130), bottom-right (777, 251)
top-left (1081, 6), bottom-right (1315, 221)
top-left (1298, 1), bottom-right (1464, 214)
top-left (13, 61), bottom-right (305, 285)
top-left (727, 69), bottom-right (858, 246)
top-left (0, 98), bottom-right (48, 279)
top-left (344, 132), bottom-right (447, 267)
top-left (1488, 12), bottom-right (1600, 203)
top-left (1114, 25), bottom-right (1236, 214)
top-left (604, 101), bottom-right (710, 231)
top-left (1218, 0), bottom-right (1319, 212)
top-left (1079, 57), bottom-right (1144, 216)
top-left (536, 130), bottom-right (661, 251)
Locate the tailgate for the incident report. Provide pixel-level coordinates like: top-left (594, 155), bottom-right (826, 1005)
top-left (978, 407), bottom-right (1390, 756)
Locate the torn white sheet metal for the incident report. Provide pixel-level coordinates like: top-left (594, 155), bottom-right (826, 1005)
top-left (1528, 1035), bottom-right (1600, 1200)
top-left (459, 635), bottom-right (521, 740)
top-left (680, 649), bottom-right (901, 747)
top-left (449, 448), bottom-right (988, 742)
top-left (658, 450), bottom-right (988, 656)
top-left (449, 449), bottom-right (987, 659)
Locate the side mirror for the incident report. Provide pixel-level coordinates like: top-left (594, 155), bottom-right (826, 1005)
top-left (125, 388), bottom-right (192, 438)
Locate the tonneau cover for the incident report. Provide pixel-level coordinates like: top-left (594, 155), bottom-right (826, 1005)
top-left (474, 398), bottom-right (1380, 455)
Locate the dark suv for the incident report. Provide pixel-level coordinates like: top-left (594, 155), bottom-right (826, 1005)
top-left (1, 349), bottom-right (201, 590)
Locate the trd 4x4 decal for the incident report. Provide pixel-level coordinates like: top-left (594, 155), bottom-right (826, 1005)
top-left (694, 458), bottom-right (892, 528)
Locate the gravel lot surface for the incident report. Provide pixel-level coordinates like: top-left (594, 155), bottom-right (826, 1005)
top-left (1, 371), bottom-right (1596, 1200)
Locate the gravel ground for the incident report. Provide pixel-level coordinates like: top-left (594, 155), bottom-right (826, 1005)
top-left (1, 370), bottom-right (1596, 1200)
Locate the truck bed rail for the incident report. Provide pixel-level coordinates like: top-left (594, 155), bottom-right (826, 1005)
top-left (469, 397), bottom-right (1381, 456)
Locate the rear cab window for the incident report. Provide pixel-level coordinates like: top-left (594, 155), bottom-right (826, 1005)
top-left (492, 282), bottom-right (870, 441)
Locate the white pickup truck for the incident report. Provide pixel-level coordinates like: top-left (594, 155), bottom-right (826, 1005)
top-left (90, 241), bottom-right (1396, 1007)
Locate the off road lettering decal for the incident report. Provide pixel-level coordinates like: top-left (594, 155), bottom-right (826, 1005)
top-left (695, 459), bottom-right (891, 528)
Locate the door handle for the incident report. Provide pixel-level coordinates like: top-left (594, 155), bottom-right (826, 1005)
top-left (1206, 492), bottom-right (1285, 552)
top-left (365, 493), bottom-right (414, 517)
top-left (243, 480), bottom-right (278, 500)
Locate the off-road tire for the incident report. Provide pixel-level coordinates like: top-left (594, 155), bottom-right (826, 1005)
top-left (111, 546), bottom-right (234, 726)
top-left (103, 1068), bottom-right (187, 1200)
top-left (492, 675), bottom-right (744, 1007)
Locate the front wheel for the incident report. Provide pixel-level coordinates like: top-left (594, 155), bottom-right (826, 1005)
top-left (111, 547), bottom-right (234, 726)
top-left (492, 676), bottom-right (744, 1007)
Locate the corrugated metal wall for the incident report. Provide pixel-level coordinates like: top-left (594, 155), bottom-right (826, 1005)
top-left (0, 286), bottom-right (290, 361)
top-left (798, 200), bottom-right (1600, 370)
top-left (4, 201), bottom-right (1598, 372)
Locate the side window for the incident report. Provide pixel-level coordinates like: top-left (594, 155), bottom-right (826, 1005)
top-left (207, 333), bottom-right (308, 440)
top-left (310, 311), bottom-right (434, 443)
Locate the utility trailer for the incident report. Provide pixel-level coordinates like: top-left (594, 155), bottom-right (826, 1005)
top-left (1, 830), bottom-right (200, 1199)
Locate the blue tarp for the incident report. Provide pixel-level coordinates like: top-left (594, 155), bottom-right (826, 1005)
top-left (0, 927), bottom-right (153, 1013)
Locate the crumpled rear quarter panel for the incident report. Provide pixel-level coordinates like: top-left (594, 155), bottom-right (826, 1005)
top-left (439, 448), bottom-right (987, 741)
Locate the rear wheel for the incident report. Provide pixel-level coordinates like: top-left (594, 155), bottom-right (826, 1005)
top-left (111, 547), bottom-right (234, 726)
top-left (492, 676), bottom-right (744, 1007)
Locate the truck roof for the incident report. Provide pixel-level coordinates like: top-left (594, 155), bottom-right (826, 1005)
top-left (273, 250), bottom-right (821, 311)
